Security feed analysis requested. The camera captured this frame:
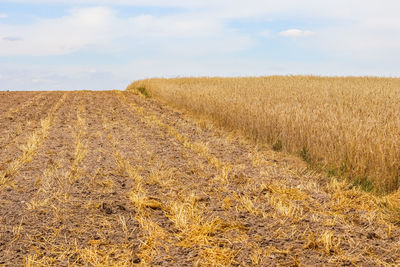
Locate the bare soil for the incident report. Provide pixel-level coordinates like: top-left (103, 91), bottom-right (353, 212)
top-left (0, 91), bottom-right (399, 266)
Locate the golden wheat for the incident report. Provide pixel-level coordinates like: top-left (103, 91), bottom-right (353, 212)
top-left (127, 76), bottom-right (400, 192)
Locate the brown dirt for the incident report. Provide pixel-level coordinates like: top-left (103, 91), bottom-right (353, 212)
top-left (0, 91), bottom-right (399, 266)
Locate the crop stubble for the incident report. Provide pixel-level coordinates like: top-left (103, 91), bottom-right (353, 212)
top-left (0, 91), bottom-right (400, 266)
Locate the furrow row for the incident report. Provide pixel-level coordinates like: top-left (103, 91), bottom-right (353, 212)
top-left (0, 93), bottom-right (68, 188)
top-left (112, 92), bottom-right (249, 265)
top-left (117, 92), bottom-right (400, 265)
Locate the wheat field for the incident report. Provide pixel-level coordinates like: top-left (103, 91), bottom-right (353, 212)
top-left (128, 76), bottom-right (400, 193)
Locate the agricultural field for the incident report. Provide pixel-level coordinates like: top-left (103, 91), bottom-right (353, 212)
top-left (1, 89), bottom-right (400, 266)
top-left (129, 76), bottom-right (400, 193)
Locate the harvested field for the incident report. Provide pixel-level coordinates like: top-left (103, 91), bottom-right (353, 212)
top-left (1, 90), bottom-right (400, 266)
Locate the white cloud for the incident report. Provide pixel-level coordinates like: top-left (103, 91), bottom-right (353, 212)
top-left (279, 29), bottom-right (315, 37)
top-left (0, 6), bottom-right (252, 57)
top-left (0, 13), bottom-right (8, 19)
top-left (0, 0), bottom-right (400, 90)
top-left (0, 7), bottom-right (117, 56)
top-left (2, 0), bottom-right (400, 20)
top-left (126, 14), bottom-right (222, 38)
top-left (0, 63), bottom-right (128, 90)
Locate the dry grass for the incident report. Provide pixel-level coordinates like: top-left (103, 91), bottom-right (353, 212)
top-left (68, 102), bottom-right (87, 184)
top-left (127, 76), bottom-right (400, 192)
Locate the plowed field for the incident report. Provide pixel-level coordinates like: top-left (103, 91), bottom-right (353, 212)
top-left (0, 91), bottom-right (399, 266)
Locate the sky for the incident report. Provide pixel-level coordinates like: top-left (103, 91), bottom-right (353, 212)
top-left (0, 1), bottom-right (399, 90)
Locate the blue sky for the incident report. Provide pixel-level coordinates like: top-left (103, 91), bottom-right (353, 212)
top-left (0, 0), bottom-right (399, 90)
